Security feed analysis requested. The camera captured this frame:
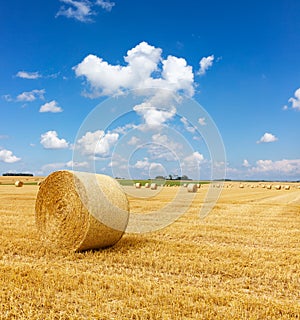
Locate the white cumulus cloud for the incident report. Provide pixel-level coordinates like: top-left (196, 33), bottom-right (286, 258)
top-left (74, 42), bottom-right (195, 98)
top-left (39, 100), bottom-right (63, 113)
top-left (16, 71), bottom-right (41, 79)
top-left (242, 159), bottom-right (250, 167)
top-left (127, 136), bottom-right (140, 146)
top-left (287, 88), bottom-right (300, 111)
top-left (133, 157), bottom-right (164, 174)
top-left (0, 148), bottom-right (21, 163)
top-left (40, 131), bottom-right (69, 149)
top-left (257, 132), bottom-right (278, 144)
top-left (198, 55), bottom-right (214, 75)
top-left (76, 130), bottom-right (119, 157)
top-left (74, 42), bottom-right (215, 129)
top-left (250, 159), bottom-right (300, 175)
top-left (16, 89), bottom-right (45, 102)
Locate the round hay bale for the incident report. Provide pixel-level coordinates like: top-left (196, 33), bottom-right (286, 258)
top-left (266, 185), bottom-right (272, 189)
top-left (135, 182), bottom-right (141, 188)
top-left (196, 183), bottom-right (201, 188)
top-left (261, 184), bottom-right (265, 188)
top-left (239, 184), bottom-right (244, 188)
top-left (274, 185), bottom-right (281, 190)
top-left (144, 183), bottom-right (150, 188)
top-left (15, 180), bottom-right (23, 187)
top-left (284, 185), bottom-right (290, 190)
top-left (183, 183), bottom-right (187, 187)
top-left (187, 183), bottom-right (197, 193)
top-left (35, 170), bottom-right (129, 252)
top-left (150, 183), bottom-right (157, 190)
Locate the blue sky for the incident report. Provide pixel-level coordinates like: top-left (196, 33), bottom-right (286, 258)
top-left (0, 0), bottom-right (299, 180)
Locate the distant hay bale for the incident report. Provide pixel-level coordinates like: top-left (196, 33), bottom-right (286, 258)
top-left (35, 170), bottom-right (129, 251)
top-left (261, 184), bottom-right (265, 188)
top-left (144, 183), bottom-right (150, 188)
top-left (15, 180), bottom-right (23, 187)
top-left (266, 185), bottom-right (272, 189)
top-left (37, 180), bottom-right (43, 186)
top-left (183, 183), bottom-right (187, 187)
top-left (239, 184), bottom-right (244, 188)
top-left (274, 185), bottom-right (281, 190)
top-left (196, 183), bottom-right (201, 188)
top-left (284, 185), bottom-right (290, 190)
top-left (187, 183), bottom-right (197, 193)
top-left (135, 182), bottom-right (141, 188)
top-left (150, 183), bottom-right (157, 190)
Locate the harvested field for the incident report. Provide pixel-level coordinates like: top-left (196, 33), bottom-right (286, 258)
top-left (0, 178), bottom-right (300, 319)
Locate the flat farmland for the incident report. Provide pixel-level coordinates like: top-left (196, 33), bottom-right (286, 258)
top-left (0, 178), bottom-right (300, 319)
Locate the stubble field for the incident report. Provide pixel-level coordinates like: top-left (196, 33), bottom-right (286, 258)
top-left (0, 177), bottom-right (300, 319)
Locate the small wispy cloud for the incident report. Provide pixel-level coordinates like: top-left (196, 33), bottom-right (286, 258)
top-left (198, 117), bottom-right (206, 126)
top-left (180, 117), bottom-right (196, 133)
top-left (198, 55), bottom-right (214, 76)
top-left (39, 100), bottom-right (63, 113)
top-left (257, 132), bottom-right (278, 144)
top-left (56, 0), bottom-right (115, 22)
top-left (96, 0), bottom-right (115, 11)
top-left (16, 89), bottom-right (45, 102)
top-left (16, 71), bottom-right (41, 79)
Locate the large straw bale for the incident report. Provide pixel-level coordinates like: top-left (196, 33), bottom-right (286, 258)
top-left (35, 170), bottom-right (129, 251)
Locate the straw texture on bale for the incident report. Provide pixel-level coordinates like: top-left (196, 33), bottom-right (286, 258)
top-left (15, 180), bottom-right (23, 187)
top-left (35, 170), bottom-right (129, 251)
top-left (150, 183), bottom-right (157, 190)
top-left (187, 183), bottom-right (197, 193)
